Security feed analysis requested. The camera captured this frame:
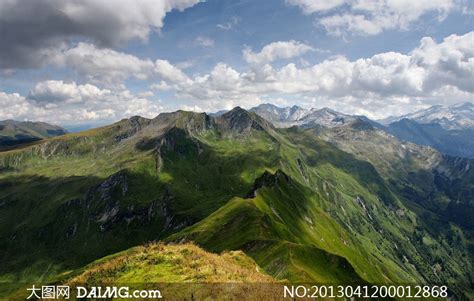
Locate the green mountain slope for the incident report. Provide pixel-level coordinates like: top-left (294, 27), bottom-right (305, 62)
top-left (308, 118), bottom-right (474, 292)
top-left (0, 107), bottom-right (472, 299)
top-left (169, 170), bottom-right (367, 284)
top-left (387, 118), bottom-right (474, 159)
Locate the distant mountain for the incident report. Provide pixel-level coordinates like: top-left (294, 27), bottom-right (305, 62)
top-left (386, 118), bottom-right (474, 159)
top-left (297, 107), bottom-right (358, 128)
top-left (245, 102), bottom-right (474, 159)
top-left (380, 102), bottom-right (474, 130)
top-left (0, 120), bottom-right (67, 149)
top-left (378, 102), bottom-right (474, 158)
top-left (249, 103), bottom-right (308, 126)
top-left (208, 109), bottom-right (228, 117)
top-left (249, 103), bottom-right (371, 128)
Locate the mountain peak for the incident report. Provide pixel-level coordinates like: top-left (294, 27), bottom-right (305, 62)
top-left (157, 110), bottom-right (213, 135)
top-left (318, 107), bottom-right (335, 112)
top-left (227, 106), bottom-right (247, 113)
top-left (249, 103), bottom-right (379, 129)
top-left (255, 103), bottom-right (279, 109)
top-left (383, 101), bottom-right (474, 130)
top-left (348, 117), bottom-right (375, 131)
top-left (299, 107), bottom-right (356, 128)
top-left (250, 103), bottom-right (309, 126)
top-left (218, 107), bottom-right (272, 134)
top-left (452, 102), bottom-right (474, 109)
top-left (221, 106), bottom-right (254, 122)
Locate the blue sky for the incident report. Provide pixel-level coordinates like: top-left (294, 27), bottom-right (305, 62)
top-left (0, 0), bottom-right (473, 127)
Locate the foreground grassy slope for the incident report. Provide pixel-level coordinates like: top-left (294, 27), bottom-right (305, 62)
top-left (0, 108), bottom-right (472, 298)
top-left (64, 243), bottom-right (275, 284)
top-left (6, 243), bottom-right (278, 300)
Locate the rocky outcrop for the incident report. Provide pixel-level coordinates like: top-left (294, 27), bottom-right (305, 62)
top-left (246, 169), bottom-right (290, 198)
top-left (159, 188), bottom-right (195, 233)
top-left (114, 116), bottom-right (151, 142)
top-left (51, 170), bottom-right (196, 238)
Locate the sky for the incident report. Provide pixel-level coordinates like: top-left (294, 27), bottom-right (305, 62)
top-left (0, 0), bottom-right (473, 127)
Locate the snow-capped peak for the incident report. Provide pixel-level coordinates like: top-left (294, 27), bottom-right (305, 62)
top-left (382, 102), bottom-right (474, 130)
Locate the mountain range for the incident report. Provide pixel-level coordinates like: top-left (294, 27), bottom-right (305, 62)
top-left (380, 102), bottom-right (474, 130)
top-left (249, 103), bottom-right (359, 128)
top-left (0, 105), bottom-right (473, 299)
top-left (249, 102), bottom-right (474, 159)
top-left (0, 120), bottom-right (66, 150)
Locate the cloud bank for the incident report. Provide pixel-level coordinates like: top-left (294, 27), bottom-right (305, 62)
top-left (2, 31), bottom-right (473, 122)
top-left (149, 32), bottom-right (474, 118)
top-left (287, 0), bottom-right (454, 36)
top-left (0, 1), bottom-right (471, 124)
top-left (0, 81), bottom-right (162, 125)
top-left (0, 0), bottom-right (200, 69)
top-left (243, 41), bottom-right (313, 64)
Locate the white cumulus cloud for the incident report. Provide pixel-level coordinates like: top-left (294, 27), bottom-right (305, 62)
top-left (4, 31), bottom-right (473, 122)
top-left (243, 40), bottom-right (313, 65)
top-left (56, 43), bottom-right (155, 88)
top-left (52, 43), bottom-right (192, 89)
top-left (1, 81), bottom-right (163, 124)
top-left (287, 0), bottom-right (455, 36)
top-left (286, 0), bottom-right (347, 14)
top-left (154, 32), bottom-right (474, 118)
top-left (0, 0), bottom-right (200, 69)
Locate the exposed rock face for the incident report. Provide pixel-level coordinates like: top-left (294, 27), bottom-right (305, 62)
top-left (94, 170), bottom-right (129, 202)
top-left (77, 170), bottom-right (134, 232)
top-left (87, 171), bottom-right (181, 232)
top-left (159, 188), bottom-right (195, 233)
top-left (298, 108), bottom-right (357, 128)
top-left (114, 116), bottom-right (152, 142)
top-left (349, 118), bottom-right (375, 131)
top-left (249, 103), bottom-right (308, 127)
top-left (246, 169), bottom-right (290, 198)
top-left (46, 170), bottom-right (152, 236)
top-left (150, 111), bottom-right (214, 136)
top-left (49, 169), bottom-right (197, 239)
top-left (179, 112), bottom-right (214, 134)
top-left (248, 104), bottom-right (363, 129)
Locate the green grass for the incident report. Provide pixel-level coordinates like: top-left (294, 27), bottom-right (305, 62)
top-left (63, 242), bottom-right (275, 284)
top-left (5, 243), bottom-right (280, 300)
